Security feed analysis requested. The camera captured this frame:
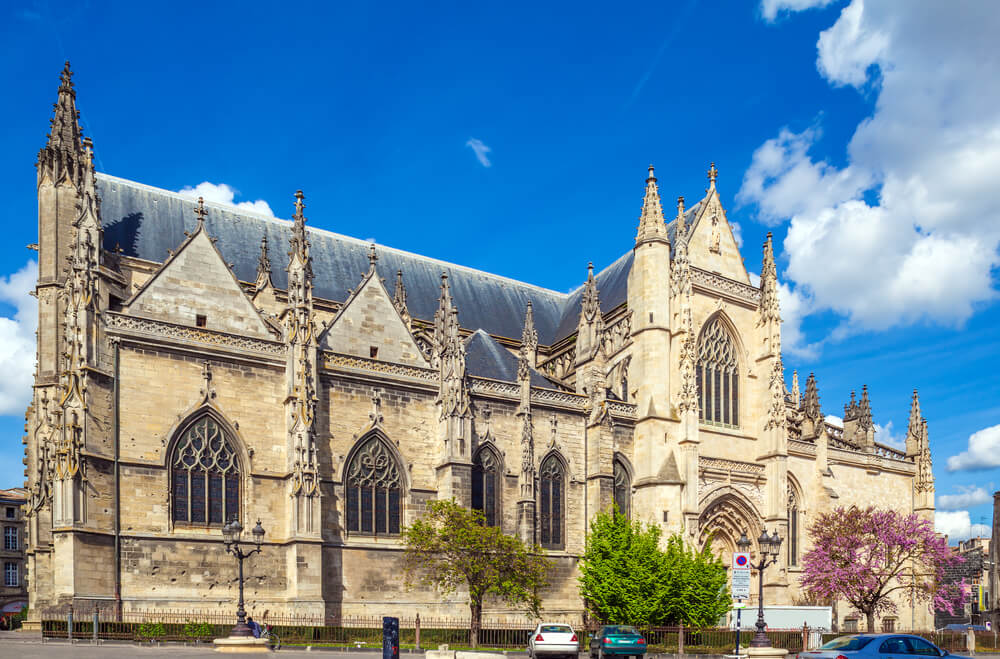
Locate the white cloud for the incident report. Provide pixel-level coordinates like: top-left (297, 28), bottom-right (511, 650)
top-left (935, 510), bottom-right (991, 542)
top-left (938, 486), bottom-right (992, 511)
top-left (778, 280), bottom-right (821, 359)
top-left (825, 414), bottom-right (844, 427)
top-left (730, 221), bottom-right (744, 248)
top-left (874, 420), bottom-right (905, 450)
top-left (0, 261), bottom-right (38, 416)
top-left (947, 424), bottom-right (1000, 472)
top-left (177, 182), bottom-right (274, 217)
top-left (760, 0), bottom-right (836, 22)
top-left (741, 0), bottom-right (1000, 339)
top-left (465, 138), bottom-right (492, 168)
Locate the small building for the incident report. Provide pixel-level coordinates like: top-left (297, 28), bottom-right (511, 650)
top-left (0, 488), bottom-right (27, 626)
top-left (936, 536), bottom-right (989, 629)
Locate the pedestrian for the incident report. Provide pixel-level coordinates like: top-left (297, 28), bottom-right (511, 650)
top-left (246, 616), bottom-right (261, 639)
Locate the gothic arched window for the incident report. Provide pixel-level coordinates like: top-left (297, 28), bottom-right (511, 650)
top-left (613, 460), bottom-right (631, 518)
top-left (696, 316), bottom-right (740, 427)
top-left (472, 447), bottom-right (501, 527)
top-left (171, 415), bottom-right (241, 525)
top-left (539, 455), bottom-right (564, 549)
top-left (345, 435), bottom-right (402, 536)
top-left (788, 488), bottom-right (799, 566)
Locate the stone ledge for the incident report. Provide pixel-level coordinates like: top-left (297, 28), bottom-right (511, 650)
top-left (213, 635), bottom-right (272, 653)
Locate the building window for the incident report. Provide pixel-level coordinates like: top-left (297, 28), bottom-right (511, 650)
top-left (472, 447), bottom-right (501, 527)
top-left (882, 618), bottom-right (896, 632)
top-left (5, 507), bottom-right (14, 519)
top-left (613, 460), bottom-right (630, 518)
top-left (345, 435), bottom-right (402, 536)
top-left (696, 316), bottom-right (739, 427)
top-left (844, 618), bottom-right (858, 632)
top-left (788, 488), bottom-right (799, 566)
top-left (538, 455), bottom-right (564, 549)
top-left (170, 416), bottom-right (241, 525)
top-left (4, 562), bottom-right (16, 587)
top-left (3, 527), bottom-right (16, 551)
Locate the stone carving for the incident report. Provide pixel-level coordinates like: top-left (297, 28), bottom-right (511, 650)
top-left (670, 197), bottom-right (693, 314)
top-left (105, 313), bottom-right (285, 354)
top-left (256, 234), bottom-right (272, 291)
top-left (691, 267), bottom-right (762, 305)
top-left (757, 233), bottom-right (781, 331)
top-left (540, 349), bottom-right (576, 381)
top-left (601, 313), bottom-right (632, 358)
top-left (347, 437), bottom-right (401, 490)
top-left (677, 305), bottom-right (699, 414)
top-left (764, 358), bottom-right (786, 432)
top-left (635, 165), bottom-right (667, 243)
top-left (392, 269), bottom-right (411, 329)
top-left (699, 456), bottom-right (765, 475)
top-left (519, 302), bottom-right (538, 379)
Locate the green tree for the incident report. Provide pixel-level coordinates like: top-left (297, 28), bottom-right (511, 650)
top-left (579, 509), bottom-right (730, 626)
top-left (401, 499), bottom-right (551, 648)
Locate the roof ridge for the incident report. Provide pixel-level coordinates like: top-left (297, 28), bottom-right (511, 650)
top-left (96, 172), bottom-right (570, 298)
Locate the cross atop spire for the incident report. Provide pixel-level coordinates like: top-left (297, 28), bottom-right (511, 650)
top-left (368, 243), bottom-right (378, 271)
top-left (707, 162), bottom-right (718, 188)
top-left (636, 164), bottom-right (667, 245)
top-left (256, 234), bottom-right (272, 289)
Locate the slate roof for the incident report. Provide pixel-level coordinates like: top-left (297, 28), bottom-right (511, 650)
top-left (95, 174), bottom-right (688, 348)
top-left (464, 330), bottom-right (554, 388)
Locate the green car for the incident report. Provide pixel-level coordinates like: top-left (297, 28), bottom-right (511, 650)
top-left (589, 625), bottom-right (647, 659)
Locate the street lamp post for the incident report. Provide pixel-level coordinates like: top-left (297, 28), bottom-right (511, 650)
top-left (222, 519), bottom-right (266, 637)
top-left (749, 529), bottom-right (783, 648)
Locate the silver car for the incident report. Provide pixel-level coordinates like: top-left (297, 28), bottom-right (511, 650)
top-left (798, 634), bottom-right (970, 659)
top-left (528, 622), bottom-right (580, 659)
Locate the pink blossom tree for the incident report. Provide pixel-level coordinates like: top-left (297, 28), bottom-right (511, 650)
top-left (800, 506), bottom-right (967, 632)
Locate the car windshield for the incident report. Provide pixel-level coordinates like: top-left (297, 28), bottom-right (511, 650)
top-left (819, 636), bottom-right (875, 651)
top-left (541, 625), bottom-right (573, 633)
top-left (605, 626), bottom-right (641, 635)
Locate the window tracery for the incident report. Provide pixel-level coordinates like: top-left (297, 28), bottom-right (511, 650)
top-left (538, 455), bottom-right (564, 549)
top-left (345, 435), bottom-right (402, 536)
top-left (171, 415), bottom-right (240, 525)
top-left (472, 447), bottom-right (501, 527)
top-left (696, 316), bottom-right (740, 427)
top-left (788, 486), bottom-right (799, 566)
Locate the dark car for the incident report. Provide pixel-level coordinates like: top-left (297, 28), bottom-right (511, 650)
top-left (798, 634), bottom-right (971, 659)
top-left (589, 625), bottom-right (647, 659)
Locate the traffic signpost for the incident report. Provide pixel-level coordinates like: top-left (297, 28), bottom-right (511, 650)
top-left (732, 552), bottom-right (752, 656)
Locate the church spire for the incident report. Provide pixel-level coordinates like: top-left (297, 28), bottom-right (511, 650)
top-left (256, 234), bottom-right (272, 290)
top-left (38, 61), bottom-right (86, 189)
top-left (519, 302), bottom-right (538, 378)
top-left (906, 389), bottom-right (923, 456)
top-left (392, 269), bottom-right (410, 329)
top-left (287, 190), bottom-right (313, 309)
top-left (635, 165), bottom-right (667, 245)
top-left (803, 372), bottom-right (824, 437)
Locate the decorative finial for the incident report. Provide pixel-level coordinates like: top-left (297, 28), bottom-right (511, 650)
top-left (677, 196), bottom-right (685, 217)
top-left (647, 164), bottom-right (656, 181)
top-left (368, 243), bottom-right (378, 269)
top-left (59, 61), bottom-right (74, 93)
top-left (294, 190), bottom-right (305, 218)
top-left (707, 162), bottom-right (718, 186)
top-left (194, 197), bottom-right (207, 226)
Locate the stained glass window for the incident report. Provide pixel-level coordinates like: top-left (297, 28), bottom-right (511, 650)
top-left (472, 447), bottom-right (501, 527)
top-left (613, 460), bottom-right (630, 518)
top-left (788, 488), bottom-right (799, 566)
top-left (696, 317), bottom-right (740, 427)
top-left (345, 436), bottom-right (402, 536)
top-left (171, 416), bottom-right (240, 525)
top-left (539, 455), bottom-right (564, 549)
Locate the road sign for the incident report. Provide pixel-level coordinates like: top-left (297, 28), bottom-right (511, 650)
top-left (732, 601), bottom-right (747, 609)
top-left (732, 552), bottom-right (751, 600)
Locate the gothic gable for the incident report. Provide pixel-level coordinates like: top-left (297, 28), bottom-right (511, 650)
top-left (686, 189), bottom-right (751, 284)
top-left (319, 268), bottom-right (429, 367)
top-left (124, 228), bottom-right (274, 339)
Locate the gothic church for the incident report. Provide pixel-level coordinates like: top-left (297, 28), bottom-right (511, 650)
top-left (22, 63), bottom-right (937, 630)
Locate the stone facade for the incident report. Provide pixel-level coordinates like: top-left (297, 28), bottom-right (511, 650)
top-left (22, 64), bottom-right (936, 630)
top-left (0, 488), bottom-right (28, 623)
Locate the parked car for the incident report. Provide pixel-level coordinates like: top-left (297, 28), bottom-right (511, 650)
top-left (938, 624), bottom-right (987, 632)
top-left (528, 623), bottom-right (580, 659)
top-left (797, 634), bottom-right (971, 659)
top-left (588, 625), bottom-right (647, 659)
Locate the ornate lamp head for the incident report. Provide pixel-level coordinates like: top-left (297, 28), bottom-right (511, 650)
top-left (737, 531), bottom-right (752, 552)
top-left (222, 521), bottom-right (235, 547)
top-left (252, 519), bottom-right (265, 549)
top-left (769, 530), bottom-right (783, 559)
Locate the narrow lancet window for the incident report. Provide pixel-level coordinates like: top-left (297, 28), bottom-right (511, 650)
top-left (472, 447), bottom-right (501, 527)
top-left (171, 416), bottom-right (240, 525)
top-left (345, 436), bottom-right (403, 536)
top-left (696, 317), bottom-right (740, 427)
top-left (539, 455), bottom-right (565, 549)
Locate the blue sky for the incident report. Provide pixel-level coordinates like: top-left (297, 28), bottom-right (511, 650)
top-left (1, 0), bottom-right (998, 540)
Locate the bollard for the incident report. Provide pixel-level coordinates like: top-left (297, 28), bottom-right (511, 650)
top-left (415, 613), bottom-right (421, 651)
top-left (93, 608), bottom-right (99, 642)
top-left (678, 621), bottom-right (684, 656)
top-left (67, 611), bottom-right (73, 642)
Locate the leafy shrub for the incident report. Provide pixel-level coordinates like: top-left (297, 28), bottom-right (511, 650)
top-left (137, 622), bottom-right (166, 639)
top-left (183, 621), bottom-right (213, 639)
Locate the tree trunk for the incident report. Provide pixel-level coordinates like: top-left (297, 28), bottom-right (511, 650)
top-left (866, 611), bottom-right (876, 633)
top-left (470, 600), bottom-right (482, 649)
